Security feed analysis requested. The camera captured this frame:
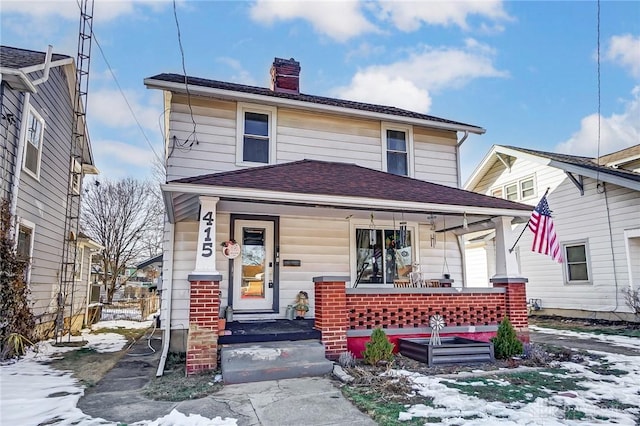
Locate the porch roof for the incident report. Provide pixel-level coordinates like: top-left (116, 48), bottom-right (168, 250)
top-left (162, 160), bottom-right (532, 225)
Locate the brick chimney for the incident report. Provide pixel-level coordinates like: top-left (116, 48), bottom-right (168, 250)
top-left (270, 57), bottom-right (301, 95)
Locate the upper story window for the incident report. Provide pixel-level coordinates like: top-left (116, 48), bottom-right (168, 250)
top-left (563, 240), bottom-right (591, 284)
top-left (236, 103), bottom-right (276, 165)
top-left (491, 175), bottom-right (536, 202)
top-left (71, 158), bottom-right (82, 194)
top-left (23, 107), bottom-right (45, 179)
top-left (382, 123), bottom-right (412, 176)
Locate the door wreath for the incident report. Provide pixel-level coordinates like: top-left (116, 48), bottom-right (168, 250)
top-left (221, 240), bottom-right (240, 259)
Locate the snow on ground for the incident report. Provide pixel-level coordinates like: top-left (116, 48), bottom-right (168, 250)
top-left (0, 321), bottom-right (237, 426)
top-left (397, 328), bottom-right (640, 425)
top-left (530, 325), bottom-right (640, 351)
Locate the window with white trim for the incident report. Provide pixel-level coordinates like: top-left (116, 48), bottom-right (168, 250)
top-left (383, 123), bottom-right (412, 176)
top-left (236, 103), bottom-right (276, 165)
top-left (75, 246), bottom-right (84, 280)
top-left (23, 107), bottom-right (45, 179)
top-left (491, 175), bottom-right (536, 202)
top-left (354, 226), bottom-right (414, 285)
top-left (563, 241), bottom-right (591, 284)
top-left (16, 221), bottom-right (35, 283)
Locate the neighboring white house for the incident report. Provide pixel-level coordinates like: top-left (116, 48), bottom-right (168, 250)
top-left (465, 144), bottom-right (640, 321)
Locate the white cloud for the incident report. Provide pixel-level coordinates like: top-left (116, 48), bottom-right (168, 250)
top-left (88, 88), bottom-right (162, 133)
top-left (249, 0), bottom-right (379, 42)
top-left (338, 72), bottom-right (432, 112)
top-left (215, 57), bottom-right (258, 86)
top-left (375, 0), bottom-right (511, 32)
top-left (334, 41), bottom-right (508, 112)
top-left (606, 34), bottom-right (640, 78)
top-left (555, 86), bottom-right (640, 156)
top-left (91, 139), bottom-right (158, 179)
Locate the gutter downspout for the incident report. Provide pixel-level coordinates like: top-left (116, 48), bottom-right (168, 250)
top-left (156, 222), bottom-right (175, 377)
top-left (9, 45), bottom-right (55, 223)
top-left (9, 92), bottom-right (30, 222)
top-left (455, 131), bottom-right (469, 188)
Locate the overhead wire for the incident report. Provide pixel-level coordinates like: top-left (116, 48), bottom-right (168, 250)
top-left (73, 0), bottom-right (164, 168)
top-left (172, 0), bottom-right (199, 150)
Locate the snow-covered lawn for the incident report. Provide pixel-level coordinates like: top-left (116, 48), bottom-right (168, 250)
top-left (395, 329), bottom-right (640, 425)
top-left (0, 320), bottom-right (237, 426)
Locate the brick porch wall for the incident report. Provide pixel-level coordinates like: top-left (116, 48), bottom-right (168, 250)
top-left (491, 279), bottom-right (529, 338)
top-left (313, 276), bottom-right (348, 359)
top-left (186, 277), bottom-right (221, 375)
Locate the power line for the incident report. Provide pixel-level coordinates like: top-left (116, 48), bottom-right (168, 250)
top-left (74, 0), bottom-right (164, 167)
top-left (172, 0), bottom-right (198, 149)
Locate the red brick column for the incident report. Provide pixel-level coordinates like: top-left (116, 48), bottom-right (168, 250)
top-left (186, 275), bottom-right (221, 375)
top-left (313, 276), bottom-right (349, 360)
top-left (491, 278), bottom-right (529, 340)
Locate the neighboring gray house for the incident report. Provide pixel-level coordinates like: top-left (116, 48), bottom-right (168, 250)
top-left (0, 45), bottom-right (99, 337)
top-left (465, 144), bottom-right (640, 321)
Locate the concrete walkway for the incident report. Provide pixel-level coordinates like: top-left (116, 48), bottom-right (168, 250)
top-left (78, 334), bottom-right (376, 425)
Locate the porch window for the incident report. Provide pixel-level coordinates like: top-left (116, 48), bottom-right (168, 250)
top-left (23, 106), bottom-right (45, 179)
top-left (563, 241), bottom-right (591, 284)
top-left (355, 227), bottom-right (413, 285)
top-left (236, 103), bottom-right (276, 165)
top-left (383, 123), bottom-right (412, 176)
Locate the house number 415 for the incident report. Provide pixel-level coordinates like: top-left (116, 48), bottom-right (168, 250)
top-left (201, 211), bottom-right (214, 257)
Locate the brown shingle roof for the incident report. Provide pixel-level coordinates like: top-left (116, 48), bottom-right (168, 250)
top-left (171, 160), bottom-right (531, 211)
top-left (0, 45), bottom-right (70, 69)
top-left (147, 73), bottom-right (484, 132)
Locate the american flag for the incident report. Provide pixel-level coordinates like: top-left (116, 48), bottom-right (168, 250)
top-left (528, 195), bottom-right (563, 263)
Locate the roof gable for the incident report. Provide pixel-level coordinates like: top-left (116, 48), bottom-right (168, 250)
top-left (465, 145), bottom-right (640, 192)
top-left (170, 159), bottom-right (530, 212)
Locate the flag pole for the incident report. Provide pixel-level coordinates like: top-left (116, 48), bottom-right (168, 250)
top-left (508, 187), bottom-right (550, 253)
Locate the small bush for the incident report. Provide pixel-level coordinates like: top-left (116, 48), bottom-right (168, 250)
top-left (362, 328), bottom-right (394, 366)
top-left (492, 317), bottom-right (523, 359)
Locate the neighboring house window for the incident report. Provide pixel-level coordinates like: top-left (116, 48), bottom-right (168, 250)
top-left (382, 123), bottom-right (412, 176)
top-left (505, 183), bottom-right (518, 201)
top-left (75, 246), bottom-right (84, 280)
top-left (491, 175), bottom-right (536, 202)
top-left (16, 220), bottom-right (35, 283)
top-left (71, 159), bottom-right (82, 194)
top-left (236, 103), bottom-right (276, 165)
top-left (22, 107), bottom-right (45, 179)
top-left (354, 226), bottom-right (414, 285)
top-left (563, 241), bottom-right (591, 284)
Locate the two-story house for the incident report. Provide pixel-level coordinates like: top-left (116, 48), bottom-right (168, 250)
top-left (1, 45), bottom-right (99, 338)
top-left (465, 144), bottom-right (640, 321)
top-left (145, 58), bottom-right (534, 377)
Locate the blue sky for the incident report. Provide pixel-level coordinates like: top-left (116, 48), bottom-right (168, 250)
top-left (2, 0), bottom-right (639, 183)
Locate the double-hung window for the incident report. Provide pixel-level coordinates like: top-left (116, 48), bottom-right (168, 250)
top-left (491, 175), bottom-right (536, 202)
top-left (236, 103), bottom-right (276, 165)
top-left (354, 226), bottom-right (414, 285)
top-left (383, 123), bottom-right (412, 176)
top-left (563, 241), bottom-right (591, 284)
top-left (23, 107), bottom-right (45, 179)
top-left (16, 220), bottom-right (35, 283)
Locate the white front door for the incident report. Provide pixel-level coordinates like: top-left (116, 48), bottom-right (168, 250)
top-left (232, 220), bottom-right (275, 311)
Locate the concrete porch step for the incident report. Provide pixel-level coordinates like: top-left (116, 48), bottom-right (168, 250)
top-left (221, 340), bottom-right (334, 384)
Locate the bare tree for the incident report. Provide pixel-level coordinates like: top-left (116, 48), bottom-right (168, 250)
top-left (81, 178), bottom-right (163, 302)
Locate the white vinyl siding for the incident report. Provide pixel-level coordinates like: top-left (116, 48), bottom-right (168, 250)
top-left (166, 95), bottom-right (460, 186)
